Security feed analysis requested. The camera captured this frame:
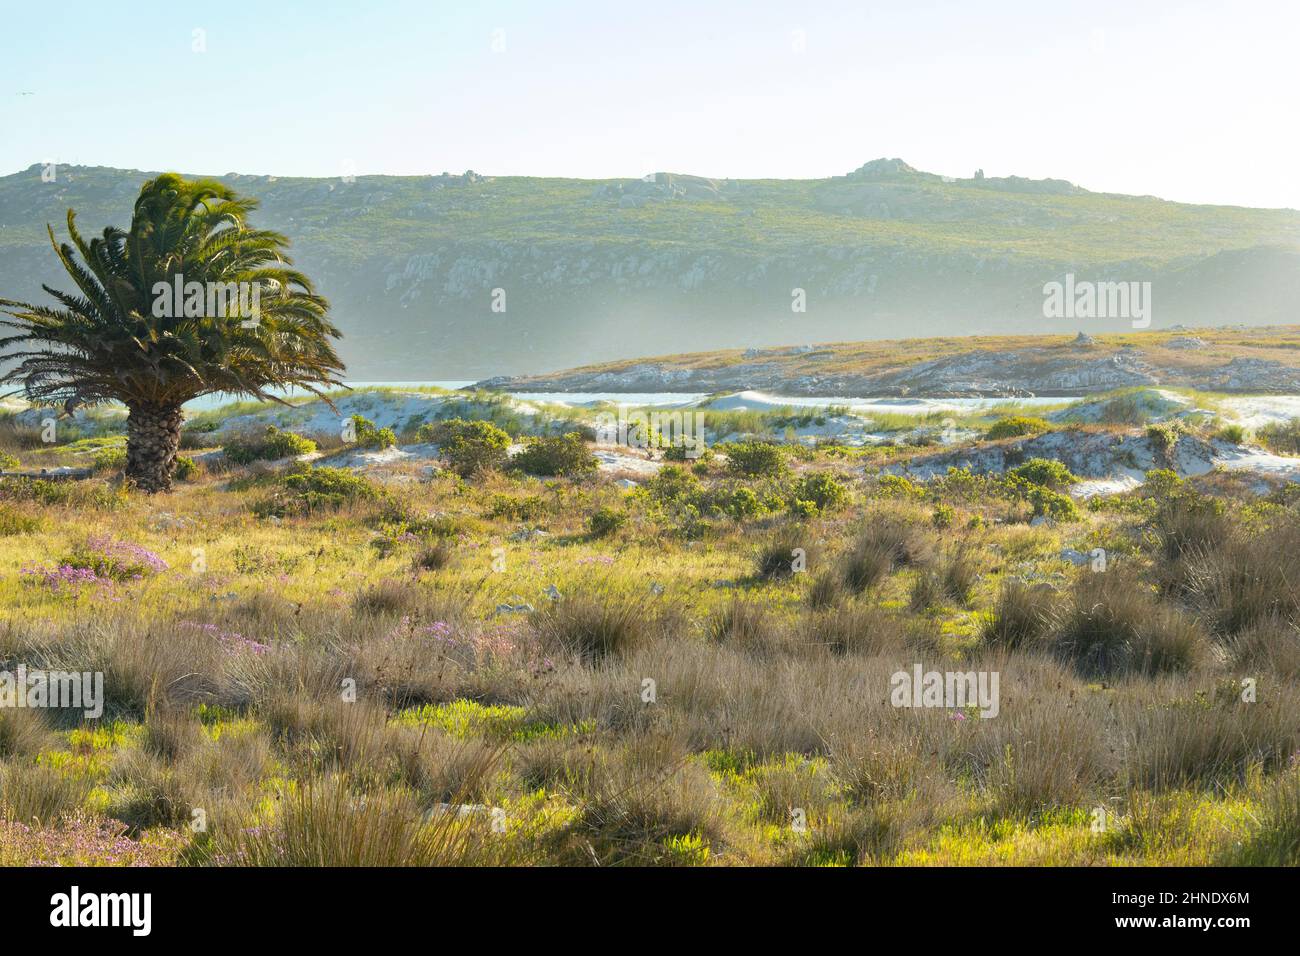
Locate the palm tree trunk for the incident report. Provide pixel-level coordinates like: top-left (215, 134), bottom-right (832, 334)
top-left (126, 402), bottom-right (184, 493)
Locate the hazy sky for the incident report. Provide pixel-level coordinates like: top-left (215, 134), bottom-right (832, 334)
top-left (3, 0), bottom-right (1296, 209)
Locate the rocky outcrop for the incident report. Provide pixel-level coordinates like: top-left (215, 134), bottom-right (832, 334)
top-left (889, 429), bottom-right (1220, 482)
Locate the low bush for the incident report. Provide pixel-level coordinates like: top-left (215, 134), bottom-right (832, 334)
top-left (92, 446), bottom-right (127, 473)
top-left (722, 441), bottom-right (787, 478)
top-left (487, 494), bottom-right (546, 522)
top-left (224, 425), bottom-right (316, 464)
top-left (348, 414), bottom-right (396, 450)
top-left (421, 418), bottom-right (511, 476)
top-left (790, 472), bottom-right (849, 515)
top-left (986, 417), bottom-right (1051, 440)
top-left (257, 465), bottom-right (381, 516)
top-left (1008, 458), bottom-right (1077, 490)
top-left (589, 506), bottom-right (627, 537)
top-left (510, 433), bottom-right (597, 479)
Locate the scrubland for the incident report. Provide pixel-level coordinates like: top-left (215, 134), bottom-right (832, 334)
top-left (1, 399), bottom-right (1298, 867)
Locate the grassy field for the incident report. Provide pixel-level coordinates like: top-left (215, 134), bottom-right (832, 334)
top-left (1, 410), bottom-right (1299, 867)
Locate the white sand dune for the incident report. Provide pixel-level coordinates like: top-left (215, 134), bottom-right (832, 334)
top-left (1218, 395), bottom-right (1300, 429)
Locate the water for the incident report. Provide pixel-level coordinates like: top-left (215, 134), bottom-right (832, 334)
top-left (183, 381), bottom-right (478, 412)
top-left (184, 382), bottom-right (1062, 414)
top-left (507, 391), bottom-right (710, 407)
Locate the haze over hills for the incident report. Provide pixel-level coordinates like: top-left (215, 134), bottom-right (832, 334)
top-left (1, 159), bottom-right (1298, 380)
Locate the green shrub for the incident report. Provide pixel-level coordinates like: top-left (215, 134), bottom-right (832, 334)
top-left (258, 465), bottom-right (381, 516)
top-left (1152, 492), bottom-right (1227, 561)
top-left (931, 504), bottom-right (955, 529)
top-left (875, 474), bottom-right (926, 499)
top-left (1008, 458), bottom-right (1078, 490)
top-left (487, 494), bottom-right (546, 522)
top-left (936, 466), bottom-right (1000, 502)
top-left (348, 414), bottom-right (396, 450)
top-left (420, 418), bottom-right (510, 476)
top-left (0, 452), bottom-right (19, 471)
top-left (510, 433), bottom-right (597, 479)
top-left (663, 443), bottom-right (710, 462)
top-left (723, 441), bottom-right (787, 478)
top-left (1142, 469), bottom-right (1183, 499)
top-left (986, 416), bottom-right (1051, 440)
top-left (788, 498), bottom-right (819, 520)
top-left (1027, 487), bottom-right (1080, 522)
top-left (1145, 421), bottom-right (1186, 465)
top-left (224, 425), bottom-right (316, 464)
top-left (791, 472), bottom-right (849, 515)
top-left (711, 486), bottom-right (764, 521)
top-left (179, 419), bottom-right (219, 450)
top-left (645, 465), bottom-right (700, 502)
top-left (589, 506), bottom-right (628, 537)
top-left (0, 476), bottom-right (123, 509)
top-left (173, 456), bottom-right (199, 481)
top-left (92, 446), bottom-right (127, 473)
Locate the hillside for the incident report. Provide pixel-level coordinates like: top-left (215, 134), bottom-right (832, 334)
top-left (2, 159), bottom-right (1298, 378)
top-left (476, 328), bottom-right (1300, 397)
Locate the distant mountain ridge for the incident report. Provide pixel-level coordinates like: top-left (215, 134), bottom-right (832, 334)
top-left (1, 160), bottom-right (1297, 378)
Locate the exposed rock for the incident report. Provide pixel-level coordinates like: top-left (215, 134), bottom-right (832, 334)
top-left (494, 602), bottom-right (534, 615)
top-left (847, 158), bottom-right (921, 179)
top-left (887, 428), bottom-right (1218, 483)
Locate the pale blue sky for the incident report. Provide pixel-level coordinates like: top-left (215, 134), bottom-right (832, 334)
top-left (2, 0), bottom-right (1296, 208)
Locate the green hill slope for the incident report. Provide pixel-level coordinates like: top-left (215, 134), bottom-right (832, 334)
top-left (2, 159), bottom-right (1297, 378)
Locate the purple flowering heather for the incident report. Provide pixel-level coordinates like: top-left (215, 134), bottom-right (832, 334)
top-left (20, 563), bottom-right (115, 592)
top-left (389, 617), bottom-right (459, 646)
top-left (62, 536), bottom-right (168, 582)
top-left (180, 621), bottom-right (271, 656)
top-left (0, 816), bottom-right (179, 866)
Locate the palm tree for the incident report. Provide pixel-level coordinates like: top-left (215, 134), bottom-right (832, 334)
top-left (0, 174), bottom-right (345, 492)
